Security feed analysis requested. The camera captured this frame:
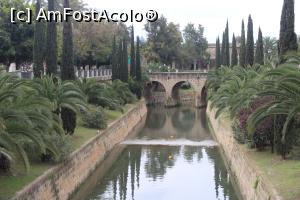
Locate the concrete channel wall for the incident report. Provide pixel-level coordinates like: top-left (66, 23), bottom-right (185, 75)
top-left (207, 105), bottom-right (282, 200)
top-left (12, 100), bottom-right (147, 200)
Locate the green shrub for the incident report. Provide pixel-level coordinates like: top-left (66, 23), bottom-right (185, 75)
top-left (44, 134), bottom-right (72, 162)
top-left (81, 107), bottom-right (107, 129)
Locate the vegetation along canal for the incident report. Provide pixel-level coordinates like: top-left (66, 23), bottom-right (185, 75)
top-left (72, 106), bottom-right (240, 200)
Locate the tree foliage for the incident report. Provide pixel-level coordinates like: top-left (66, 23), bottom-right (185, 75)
top-left (263, 37), bottom-right (278, 64)
top-left (279, 0), bottom-right (298, 62)
top-left (246, 15), bottom-right (254, 66)
top-left (46, 0), bottom-right (57, 75)
top-left (33, 0), bottom-right (45, 78)
top-left (215, 37), bottom-right (221, 68)
top-left (221, 32), bottom-right (226, 66)
top-left (144, 16), bottom-right (183, 66)
top-left (61, 0), bottom-right (76, 135)
top-left (182, 23), bottom-right (208, 65)
top-left (130, 26), bottom-right (136, 78)
top-left (206, 53), bottom-right (300, 159)
top-left (0, 0), bottom-right (34, 68)
top-left (255, 28), bottom-right (264, 65)
top-left (240, 20), bottom-right (246, 67)
top-left (231, 34), bottom-right (238, 67)
top-left (224, 21), bottom-right (230, 66)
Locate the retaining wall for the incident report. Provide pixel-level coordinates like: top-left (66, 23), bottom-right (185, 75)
top-left (12, 100), bottom-right (147, 200)
top-left (207, 105), bottom-right (282, 200)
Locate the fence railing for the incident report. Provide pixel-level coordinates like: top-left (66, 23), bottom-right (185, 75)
top-left (8, 69), bottom-right (112, 80)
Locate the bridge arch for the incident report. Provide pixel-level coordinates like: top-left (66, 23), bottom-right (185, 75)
top-left (171, 81), bottom-right (196, 106)
top-left (144, 81), bottom-right (167, 105)
top-left (147, 72), bottom-right (208, 107)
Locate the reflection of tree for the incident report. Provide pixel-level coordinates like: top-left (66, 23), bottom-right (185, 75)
top-left (183, 146), bottom-right (203, 163)
top-left (205, 148), bottom-right (238, 200)
top-left (145, 107), bottom-right (167, 130)
top-left (171, 107), bottom-right (196, 132)
top-left (144, 146), bottom-right (180, 181)
top-left (84, 146), bottom-right (142, 200)
top-left (199, 108), bottom-right (209, 131)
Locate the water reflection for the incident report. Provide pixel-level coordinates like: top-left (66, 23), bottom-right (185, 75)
top-left (85, 146), bottom-right (238, 200)
top-left (73, 107), bottom-right (240, 200)
top-left (141, 107), bottom-right (211, 141)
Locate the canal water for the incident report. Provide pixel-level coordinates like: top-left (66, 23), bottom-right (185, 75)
top-left (72, 107), bottom-right (240, 200)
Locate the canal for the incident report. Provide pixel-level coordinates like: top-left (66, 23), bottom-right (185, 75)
top-left (72, 107), bottom-right (240, 200)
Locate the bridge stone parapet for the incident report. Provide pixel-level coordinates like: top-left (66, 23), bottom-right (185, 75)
top-left (147, 71), bottom-right (208, 107)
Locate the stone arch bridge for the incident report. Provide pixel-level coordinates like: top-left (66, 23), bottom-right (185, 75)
top-left (145, 71), bottom-right (208, 107)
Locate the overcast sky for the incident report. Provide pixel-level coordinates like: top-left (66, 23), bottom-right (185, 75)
top-left (83, 0), bottom-right (300, 43)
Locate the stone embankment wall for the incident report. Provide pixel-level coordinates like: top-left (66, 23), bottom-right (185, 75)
top-left (207, 105), bottom-right (282, 200)
top-left (12, 100), bottom-right (147, 200)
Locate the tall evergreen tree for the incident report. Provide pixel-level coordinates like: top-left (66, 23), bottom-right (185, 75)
top-left (112, 35), bottom-right (118, 81)
top-left (136, 36), bottom-right (141, 82)
top-left (136, 36), bottom-right (142, 99)
top-left (130, 26), bottom-right (136, 78)
top-left (240, 20), bottom-right (246, 67)
top-left (61, 0), bottom-right (76, 135)
top-left (120, 37), bottom-right (128, 82)
top-left (231, 34), bottom-right (238, 66)
top-left (255, 28), bottom-right (264, 65)
top-left (117, 39), bottom-right (123, 80)
top-left (246, 15), bottom-right (254, 66)
top-left (215, 37), bottom-right (221, 68)
top-left (279, 0), bottom-right (298, 63)
top-left (46, 0), bottom-right (57, 75)
top-left (33, 0), bottom-right (45, 78)
top-left (221, 32), bottom-right (226, 66)
top-left (225, 21), bottom-right (230, 66)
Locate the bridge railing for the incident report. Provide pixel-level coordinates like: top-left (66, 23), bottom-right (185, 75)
top-left (147, 69), bottom-right (208, 75)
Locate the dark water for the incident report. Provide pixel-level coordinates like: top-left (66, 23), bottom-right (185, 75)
top-left (72, 107), bottom-right (240, 200)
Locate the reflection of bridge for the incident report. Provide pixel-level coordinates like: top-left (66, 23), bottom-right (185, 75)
top-left (140, 107), bottom-right (211, 141)
top-left (145, 71), bottom-right (208, 107)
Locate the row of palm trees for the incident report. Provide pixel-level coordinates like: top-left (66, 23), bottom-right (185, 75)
top-left (0, 73), bottom-right (137, 174)
top-left (206, 52), bottom-right (300, 159)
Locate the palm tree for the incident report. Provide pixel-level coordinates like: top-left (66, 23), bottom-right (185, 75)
top-left (30, 75), bottom-right (87, 115)
top-left (0, 74), bottom-right (63, 173)
top-left (247, 62), bottom-right (300, 158)
top-left (76, 78), bottom-right (121, 110)
top-left (206, 66), bottom-right (269, 119)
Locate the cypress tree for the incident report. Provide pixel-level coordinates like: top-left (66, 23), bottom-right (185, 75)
top-left (130, 26), bottom-right (136, 78)
top-left (33, 0), bottom-right (45, 78)
top-left (255, 28), bottom-right (264, 65)
top-left (279, 0), bottom-right (298, 63)
top-left (61, 0), bottom-right (76, 135)
top-left (240, 20), bottom-right (246, 67)
top-left (61, 0), bottom-right (75, 81)
top-left (136, 36), bottom-right (142, 99)
top-left (246, 15), bottom-right (254, 66)
top-left (112, 35), bottom-right (117, 81)
top-left (221, 32), bottom-right (226, 66)
top-left (215, 37), bottom-right (221, 68)
top-left (136, 36), bottom-right (141, 82)
top-left (121, 37), bottom-right (128, 82)
top-left (117, 39), bottom-right (123, 80)
top-left (231, 34), bottom-right (238, 66)
top-left (46, 0), bottom-right (57, 75)
top-left (225, 21), bottom-right (230, 66)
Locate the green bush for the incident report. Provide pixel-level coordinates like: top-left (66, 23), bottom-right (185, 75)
top-left (81, 107), bottom-right (107, 129)
top-left (23, 134), bottom-right (72, 163)
top-left (44, 134), bottom-right (72, 162)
